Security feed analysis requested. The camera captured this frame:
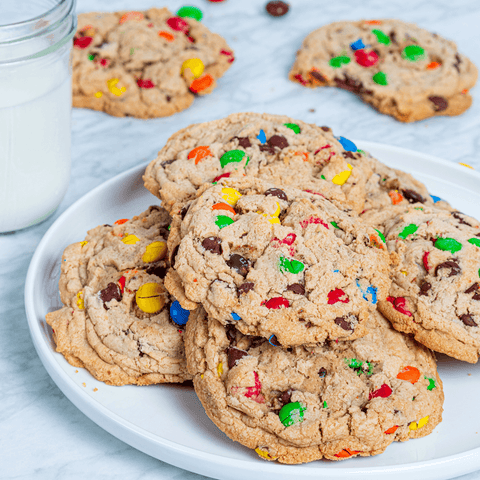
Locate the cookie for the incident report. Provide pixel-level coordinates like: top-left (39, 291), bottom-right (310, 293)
top-left (289, 20), bottom-right (477, 122)
top-left (167, 176), bottom-right (391, 346)
top-left (46, 206), bottom-right (192, 386)
top-left (72, 8), bottom-right (234, 118)
top-left (143, 112), bottom-right (375, 215)
top-left (364, 204), bottom-right (480, 363)
top-left (185, 308), bottom-right (444, 464)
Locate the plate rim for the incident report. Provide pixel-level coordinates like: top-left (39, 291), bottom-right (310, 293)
top-left (24, 141), bottom-right (480, 480)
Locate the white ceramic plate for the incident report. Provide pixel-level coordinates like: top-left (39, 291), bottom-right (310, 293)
top-left (25, 141), bottom-right (480, 480)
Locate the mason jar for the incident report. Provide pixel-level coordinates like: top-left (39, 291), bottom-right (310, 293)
top-left (0, 0), bottom-right (76, 233)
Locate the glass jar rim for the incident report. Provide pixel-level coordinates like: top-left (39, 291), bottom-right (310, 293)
top-left (0, 0), bottom-right (77, 64)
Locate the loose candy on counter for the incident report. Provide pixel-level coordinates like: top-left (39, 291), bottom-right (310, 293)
top-left (136, 283), bottom-right (165, 314)
top-left (278, 401), bottom-right (306, 427)
top-left (170, 300), bottom-right (191, 325)
top-left (177, 6), bottom-right (203, 21)
top-left (265, 1), bottom-right (290, 17)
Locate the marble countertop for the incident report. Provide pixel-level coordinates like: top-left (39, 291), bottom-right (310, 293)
top-left (2, 0), bottom-right (480, 478)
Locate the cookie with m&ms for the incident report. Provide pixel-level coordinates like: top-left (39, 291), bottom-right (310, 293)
top-left (289, 20), bottom-right (477, 122)
top-left (72, 8), bottom-right (234, 118)
top-left (165, 176), bottom-right (391, 346)
top-left (46, 206), bottom-right (193, 386)
top-left (184, 307), bottom-right (443, 464)
top-left (363, 204), bottom-right (480, 363)
top-left (144, 112), bottom-right (380, 216)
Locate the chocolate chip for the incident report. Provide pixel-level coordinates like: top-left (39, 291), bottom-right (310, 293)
top-left (453, 53), bottom-right (462, 73)
top-left (305, 321), bottom-right (312, 328)
top-left (342, 151), bottom-right (355, 159)
top-left (334, 74), bottom-right (373, 95)
top-left (465, 283), bottom-right (479, 294)
top-left (452, 211), bottom-right (472, 226)
top-left (166, 95), bottom-right (171, 102)
top-left (226, 324), bottom-right (237, 344)
top-left (389, 31), bottom-right (397, 44)
top-left (99, 283), bottom-right (122, 309)
top-left (401, 189), bottom-right (425, 204)
top-left (460, 314), bottom-right (477, 327)
top-left (334, 316), bottom-right (353, 331)
top-left (161, 159), bottom-right (176, 167)
top-left (180, 204), bottom-right (190, 219)
top-left (419, 281), bottom-right (431, 296)
top-left (259, 145), bottom-right (276, 155)
top-left (249, 336), bottom-right (265, 349)
top-left (286, 283), bottom-right (305, 295)
top-left (265, 188), bottom-right (288, 201)
top-left (202, 236), bottom-right (222, 255)
top-left (227, 347), bottom-right (248, 368)
top-left (429, 96), bottom-right (448, 112)
top-left (279, 390), bottom-right (292, 405)
top-left (310, 70), bottom-right (326, 83)
top-left (320, 126), bottom-right (331, 132)
top-left (238, 282), bottom-right (254, 295)
top-left (435, 260), bottom-right (461, 277)
top-left (269, 334), bottom-right (281, 346)
top-left (318, 367), bottom-right (327, 378)
top-left (170, 244), bottom-right (179, 267)
top-left (232, 136), bottom-right (251, 149)
top-left (145, 263), bottom-right (167, 279)
top-left (267, 135), bottom-right (289, 150)
top-left (265, 1), bottom-right (289, 17)
top-left (227, 254), bottom-right (250, 276)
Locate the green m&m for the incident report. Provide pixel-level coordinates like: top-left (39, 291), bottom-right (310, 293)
top-left (329, 55), bottom-right (351, 68)
top-left (468, 238), bottom-right (480, 248)
top-left (279, 256), bottom-right (305, 274)
top-left (372, 29), bottom-right (390, 45)
top-left (177, 6), bottom-right (203, 21)
top-left (215, 215), bottom-right (234, 229)
top-left (374, 229), bottom-right (386, 243)
top-left (279, 401), bottom-right (306, 427)
top-left (399, 223), bottom-right (418, 239)
top-left (402, 45), bottom-right (425, 61)
top-left (373, 71), bottom-right (388, 85)
top-left (284, 123), bottom-right (301, 134)
top-left (434, 237), bottom-right (462, 253)
top-left (220, 150), bottom-right (249, 168)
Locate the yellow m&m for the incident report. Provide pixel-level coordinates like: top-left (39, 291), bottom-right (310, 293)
top-left (142, 241), bottom-right (167, 263)
top-left (332, 164), bottom-right (353, 185)
top-left (409, 415), bottom-right (429, 430)
top-left (135, 283), bottom-right (165, 314)
top-left (122, 234), bottom-right (140, 245)
top-left (181, 58), bottom-right (204, 80)
top-left (107, 78), bottom-right (126, 96)
top-left (221, 188), bottom-right (242, 206)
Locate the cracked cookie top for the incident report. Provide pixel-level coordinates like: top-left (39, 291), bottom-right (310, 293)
top-left (366, 204), bottom-right (480, 363)
top-left (46, 206), bottom-right (193, 386)
top-left (167, 177), bottom-right (391, 346)
top-left (185, 308), bottom-right (444, 464)
top-left (289, 20), bottom-right (477, 122)
top-left (72, 8), bottom-right (234, 118)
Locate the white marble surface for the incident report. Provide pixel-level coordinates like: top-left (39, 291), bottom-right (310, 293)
top-left (2, 0), bottom-right (480, 478)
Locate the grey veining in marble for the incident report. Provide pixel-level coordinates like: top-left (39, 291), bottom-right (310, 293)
top-left (1, 0), bottom-right (480, 478)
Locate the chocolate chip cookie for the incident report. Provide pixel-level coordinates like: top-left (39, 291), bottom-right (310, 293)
top-left (46, 206), bottom-right (192, 386)
top-left (166, 177), bottom-right (391, 346)
top-left (290, 20), bottom-right (477, 122)
top-left (185, 308), bottom-right (444, 463)
top-left (73, 7), bottom-right (234, 118)
top-left (365, 204), bottom-right (480, 363)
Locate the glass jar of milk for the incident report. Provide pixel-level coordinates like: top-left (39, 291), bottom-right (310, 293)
top-left (0, 0), bottom-right (76, 233)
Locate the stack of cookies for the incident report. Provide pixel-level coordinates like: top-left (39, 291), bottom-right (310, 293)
top-left (47, 111), bottom-right (480, 463)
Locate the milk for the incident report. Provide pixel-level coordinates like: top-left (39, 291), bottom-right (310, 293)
top-left (0, 2), bottom-right (74, 233)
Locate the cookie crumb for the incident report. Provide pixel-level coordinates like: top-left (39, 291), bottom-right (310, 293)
top-left (93, 388), bottom-right (98, 392)
top-left (82, 382), bottom-right (86, 387)
top-left (309, 108), bottom-right (315, 112)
